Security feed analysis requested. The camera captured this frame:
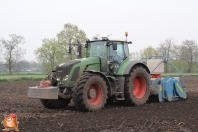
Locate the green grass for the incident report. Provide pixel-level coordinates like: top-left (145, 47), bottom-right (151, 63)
top-left (0, 72), bottom-right (197, 82)
top-left (162, 73), bottom-right (198, 77)
top-left (0, 74), bottom-right (46, 81)
top-left (0, 72), bottom-right (44, 75)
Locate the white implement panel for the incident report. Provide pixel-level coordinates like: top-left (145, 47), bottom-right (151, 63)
top-left (28, 86), bottom-right (59, 99)
top-left (147, 59), bottom-right (164, 74)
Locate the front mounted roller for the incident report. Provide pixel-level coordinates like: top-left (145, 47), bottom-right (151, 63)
top-left (40, 98), bottom-right (70, 109)
top-left (124, 66), bottom-right (150, 105)
top-left (40, 74), bottom-right (71, 109)
top-left (73, 73), bottom-right (108, 112)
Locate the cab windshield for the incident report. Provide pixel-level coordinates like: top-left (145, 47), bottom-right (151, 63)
top-left (86, 41), bottom-right (107, 58)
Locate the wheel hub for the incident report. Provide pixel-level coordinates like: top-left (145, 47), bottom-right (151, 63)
top-left (88, 89), bottom-right (96, 99)
top-left (132, 76), bottom-right (146, 99)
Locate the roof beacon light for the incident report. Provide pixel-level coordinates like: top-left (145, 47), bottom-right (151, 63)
top-left (125, 31), bottom-right (128, 41)
top-left (125, 32), bottom-right (128, 37)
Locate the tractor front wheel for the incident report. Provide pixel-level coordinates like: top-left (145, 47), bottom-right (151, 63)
top-left (124, 66), bottom-right (150, 105)
top-left (73, 73), bottom-right (108, 112)
top-left (40, 98), bottom-right (70, 109)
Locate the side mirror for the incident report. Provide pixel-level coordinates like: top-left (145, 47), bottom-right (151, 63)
top-left (69, 44), bottom-right (71, 53)
top-left (85, 44), bottom-right (88, 48)
top-left (112, 43), bottom-right (117, 50)
top-left (77, 40), bottom-right (81, 53)
top-left (77, 44), bottom-right (81, 52)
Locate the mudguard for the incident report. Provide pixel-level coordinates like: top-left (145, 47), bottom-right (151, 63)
top-left (116, 58), bottom-right (150, 76)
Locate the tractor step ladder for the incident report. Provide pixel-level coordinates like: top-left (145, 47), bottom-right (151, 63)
top-left (115, 92), bottom-right (125, 100)
top-left (115, 79), bottom-right (125, 100)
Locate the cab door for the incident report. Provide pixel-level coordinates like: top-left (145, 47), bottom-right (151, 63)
top-left (109, 42), bottom-right (125, 74)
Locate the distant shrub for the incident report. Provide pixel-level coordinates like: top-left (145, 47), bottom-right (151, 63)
top-left (0, 79), bottom-right (8, 82)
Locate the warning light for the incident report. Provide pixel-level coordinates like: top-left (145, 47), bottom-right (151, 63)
top-left (125, 32), bottom-right (128, 37)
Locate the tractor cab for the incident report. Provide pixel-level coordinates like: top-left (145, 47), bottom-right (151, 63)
top-left (85, 34), bottom-right (132, 74)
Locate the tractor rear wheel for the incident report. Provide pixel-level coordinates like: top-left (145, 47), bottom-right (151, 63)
top-left (124, 66), bottom-right (150, 105)
top-left (73, 73), bottom-right (108, 112)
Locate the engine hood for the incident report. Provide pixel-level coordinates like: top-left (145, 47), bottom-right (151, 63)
top-left (56, 57), bottom-right (100, 79)
top-left (56, 60), bottom-right (81, 79)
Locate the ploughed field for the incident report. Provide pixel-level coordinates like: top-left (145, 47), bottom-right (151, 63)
top-left (0, 76), bottom-right (198, 132)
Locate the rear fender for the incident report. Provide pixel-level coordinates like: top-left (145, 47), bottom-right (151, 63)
top-left (125, 61), bottom-right (150, 74)
top-left (116, 59), bottom-right (150, 75)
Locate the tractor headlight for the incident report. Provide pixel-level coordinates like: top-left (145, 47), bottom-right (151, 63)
top-left (63, 75), bottom-right (68, 81)
top-left (113, 64), bottom-right (119, 73)
top-left (109, 64), bottom-right (114, 70)
top-left (114, 63), bottom-right (119, 69)
top-left (109, 63), bottom-right (119, 74)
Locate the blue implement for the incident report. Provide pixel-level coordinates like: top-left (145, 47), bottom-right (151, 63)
top-left (158, 76), bottom-right (187, 102)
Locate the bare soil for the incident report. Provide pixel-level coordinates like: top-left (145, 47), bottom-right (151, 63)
top-left (0, 76), bottom-right (198, 132)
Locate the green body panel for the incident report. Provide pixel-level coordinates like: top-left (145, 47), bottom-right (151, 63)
top-left (116, 57), bottom-right (132, 75)
top-left (66, 57), bottom-right (100, 86)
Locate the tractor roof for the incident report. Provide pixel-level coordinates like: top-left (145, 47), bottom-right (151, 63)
top-left (89, 38), bottom-right (132, 44)
top-left (90, 34), bottom-right (132, 44)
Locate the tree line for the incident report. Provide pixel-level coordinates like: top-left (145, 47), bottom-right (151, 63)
top-left (130, 37), bottom-right (198, 73)
top-left (0, 23), bottom-right (87, 74)
top-left (1, 23), bottom-right (198, 74)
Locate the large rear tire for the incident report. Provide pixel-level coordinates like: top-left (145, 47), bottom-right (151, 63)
top-left (73, 73), bottom-right (108, 112)
top-left (124, 66), bottom-right (150, 105)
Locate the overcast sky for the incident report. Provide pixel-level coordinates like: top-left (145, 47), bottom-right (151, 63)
top-left (0, 0), bottom-right (198, 61)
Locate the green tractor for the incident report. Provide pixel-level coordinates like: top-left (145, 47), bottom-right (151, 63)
top-left (28, 33), bottom-right (186, 112)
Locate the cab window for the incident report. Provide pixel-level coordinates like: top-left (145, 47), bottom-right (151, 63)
top-left (110, 42), bottom-right (124, 63)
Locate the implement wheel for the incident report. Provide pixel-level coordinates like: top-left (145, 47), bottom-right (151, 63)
top-left (73, 73), bottom-right (108, 112)
top-left (124, 66), bottom-right (150, 105)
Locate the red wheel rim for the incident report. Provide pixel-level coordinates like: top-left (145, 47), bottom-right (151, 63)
top-left (132, 76), bottom-right (146, 99)
top-left (87, 83), bottom-right (103, 105)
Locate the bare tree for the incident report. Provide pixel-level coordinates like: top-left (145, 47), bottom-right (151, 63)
top-left (0, 34), bottom-right (26, 74)
top-left (180, 40), bottom-right (198, 73)
top-left (0, 43), bottom-right (3, 73)
top-left (157, 37), bottom-right (176, 73)
top-left (0, 43), bottom-right (2, 64)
